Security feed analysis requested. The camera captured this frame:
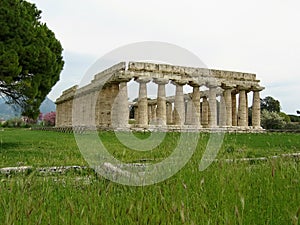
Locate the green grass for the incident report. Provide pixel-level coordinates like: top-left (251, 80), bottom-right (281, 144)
top-left (1, 129), bottom-right (300, 224)
top-left (0, 128), bottom-right (85, 167)
top-left (1, 129), bottom-right (300, 167)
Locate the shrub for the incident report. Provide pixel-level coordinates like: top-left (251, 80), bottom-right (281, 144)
top-left (2, 118), bottom-right (29, 128)
top-left (261, 110), bottom-right (286, 129)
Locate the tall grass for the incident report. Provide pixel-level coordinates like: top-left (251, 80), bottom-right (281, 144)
top-left (1, 158), bottom-right (299, 224)
top-left (0, 129), bottom-right (300, 224)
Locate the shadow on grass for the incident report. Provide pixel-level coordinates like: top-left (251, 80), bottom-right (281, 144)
top-left (0, 142), bottom-right (23, 150)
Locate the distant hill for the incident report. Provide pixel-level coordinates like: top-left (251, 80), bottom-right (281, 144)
top-left (39, 97), bottom-right (56, 114)
top-left (0, 97), bottom-right (56, 120)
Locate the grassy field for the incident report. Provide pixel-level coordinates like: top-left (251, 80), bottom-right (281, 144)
top-left (1, 128), bottom-right (300, 224)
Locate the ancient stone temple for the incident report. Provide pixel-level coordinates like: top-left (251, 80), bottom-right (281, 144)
top-left (55, 61), bottom-right (264, 131)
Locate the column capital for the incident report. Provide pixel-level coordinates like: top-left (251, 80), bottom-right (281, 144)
top-left (207, 83), bottom-right (219, 89)
top-left (221, 83), bottom-right (236, 90)
top-left (189, 80), bottom-right (205, 87)
top-left (153, 78), bottom-right (169, 85)
top-left (251, 85), bottom-right (265, 92)
top-left (206, 78), bottom-right (221, 88)
top-left (237, 85), bottom-right (251, 91)
top-left (135, 77), bottom-right (151, 83)
top-left (171, 79), bottom-right (188, 86)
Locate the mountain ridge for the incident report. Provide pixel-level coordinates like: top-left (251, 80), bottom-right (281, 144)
top-left (0, 97), bottom-right (56, 120)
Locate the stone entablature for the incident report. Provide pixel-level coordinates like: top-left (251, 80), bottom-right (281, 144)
top-left (55, 61), bottom-right (264, 131)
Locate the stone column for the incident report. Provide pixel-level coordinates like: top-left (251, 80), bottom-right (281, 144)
top-left (136, 78), bottom-right (151, 127)
top-left (148, 105), bottom-right (152, 124)
top-left (252, 87), bottom-right (264, 128)
top-left (63, 101), bottom-right (68, 126)
top-left (223, 88), bottom-right (233, 126)
top-left (151, 105), bottom-right (156, 122)
top-left (166, 102), bottom-right (173, 124)
top-left (84, 94), bottom-right (91, 126)
top-left (246, 91), bottom-right (249, 126)
top-left (90, 91), bottom-right (97, 127)
top-left (173, 81), bottom-right (186, 126)
top-left (70, 99), bottom-right (74, 126)
top-left (208, 85), bottom-right (217, 127)
top-left (134, 106), bottom-right (138, 122)
top-left (96, 85), bottom-right (108, 127)
top-left (112, 81), bottom-right (129, 128)
top-left (72, 97), bottom-right (79, 126)
top-left (185, 100), bottom-right (193, 125)
top-left (231, 92), bottom-right (237, 126)
top-left (154, 78), bottom-right (168, 126)
top-left (191, 85), bottom-right (201, 127)
top-left (238, 87), bottom-right (247, 127)
top-left (201, 96), bottom-right (209, 128)
top-left (107, 83), bottom-right (119, 127)
top-left (219, 92), bottom-right (226, 127)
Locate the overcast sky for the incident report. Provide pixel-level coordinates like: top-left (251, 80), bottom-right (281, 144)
top-left (28, 0), bottom-right (300, 114)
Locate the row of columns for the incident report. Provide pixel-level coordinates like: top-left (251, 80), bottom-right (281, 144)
top-left (56, 78), bottom-right (263, 129)
top-left (132, 80), bottom-right (263, 129)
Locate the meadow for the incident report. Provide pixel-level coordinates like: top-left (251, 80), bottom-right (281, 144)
top-left (0, 129), bottom-right (300, 224)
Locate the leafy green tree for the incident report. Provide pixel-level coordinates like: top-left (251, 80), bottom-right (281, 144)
top-left (260, 96), bottom-right (280, 112)
top-left (288, 114), bottom-right (300, 123)
top-left (278, 112), bottom-right (291, 123)
top-left (0, 0), bottom-right (64, 118)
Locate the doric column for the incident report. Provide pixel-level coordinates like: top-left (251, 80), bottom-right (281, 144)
top-left (252, 87), bottom-right (264, 128)
top-left (191, 85), bottom-right (201, 127)
top-left (173, 81), bottom-right (186, 126)
top-left (201, 96), bottom-right (209, 128)
top-left (208, 85), bottom-right (217, 127)
top-left (136, 78), bottom-right (151, 127)
top-left (154, 78), bottom-right (168, 126)
top-left (231, 92), bottom-right (237, 126)
top-left (185, 100), bottom-right (193, 125)
top-left (64, 101), bottom-right (68, 126)
top-left (219, 92), bottom-right (226, 127)
top-left (148, 105), bottom-right (152, 124)
top-left (223, 87), bottom-right (233, 126)
top-left (69, 99), bottom-right (73, 126)
top-left (238, 87), bottom-right (248, 127)
top-left (246, 91), bottom-right (249, 126)
top-left (96, 84), bottom-right (109, 127)
top-left (134, 106), bottom-right (138, 122)
top-left (112, 80), bottom-right (129, 128)
top-left (151, 105), bottom-right (156, 122)
top-left (107, 83), bottom-right (119, 127)
top-left (166, 102), bottom-right (173, 124)
top-left (85, 94), bottom-right (91, 126)
top-left (89, 91), bottom-right (97, 127)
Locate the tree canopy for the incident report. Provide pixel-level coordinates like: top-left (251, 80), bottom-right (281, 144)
top-left (260, 96), bottom-right (280, 113)
top-left (0, 0), bottom-right (64, 118)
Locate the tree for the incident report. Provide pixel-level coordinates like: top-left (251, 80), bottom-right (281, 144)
top-left (288, 114), bottom-right (300, 123)
top-left (278, 112), bottom-right (291, 123)
top-left (43, 111), bottom-right (56, 126)
top-left (0, 0), bottom-right (64, 119)
top-left (260, 96), bottom-right (280, 113)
